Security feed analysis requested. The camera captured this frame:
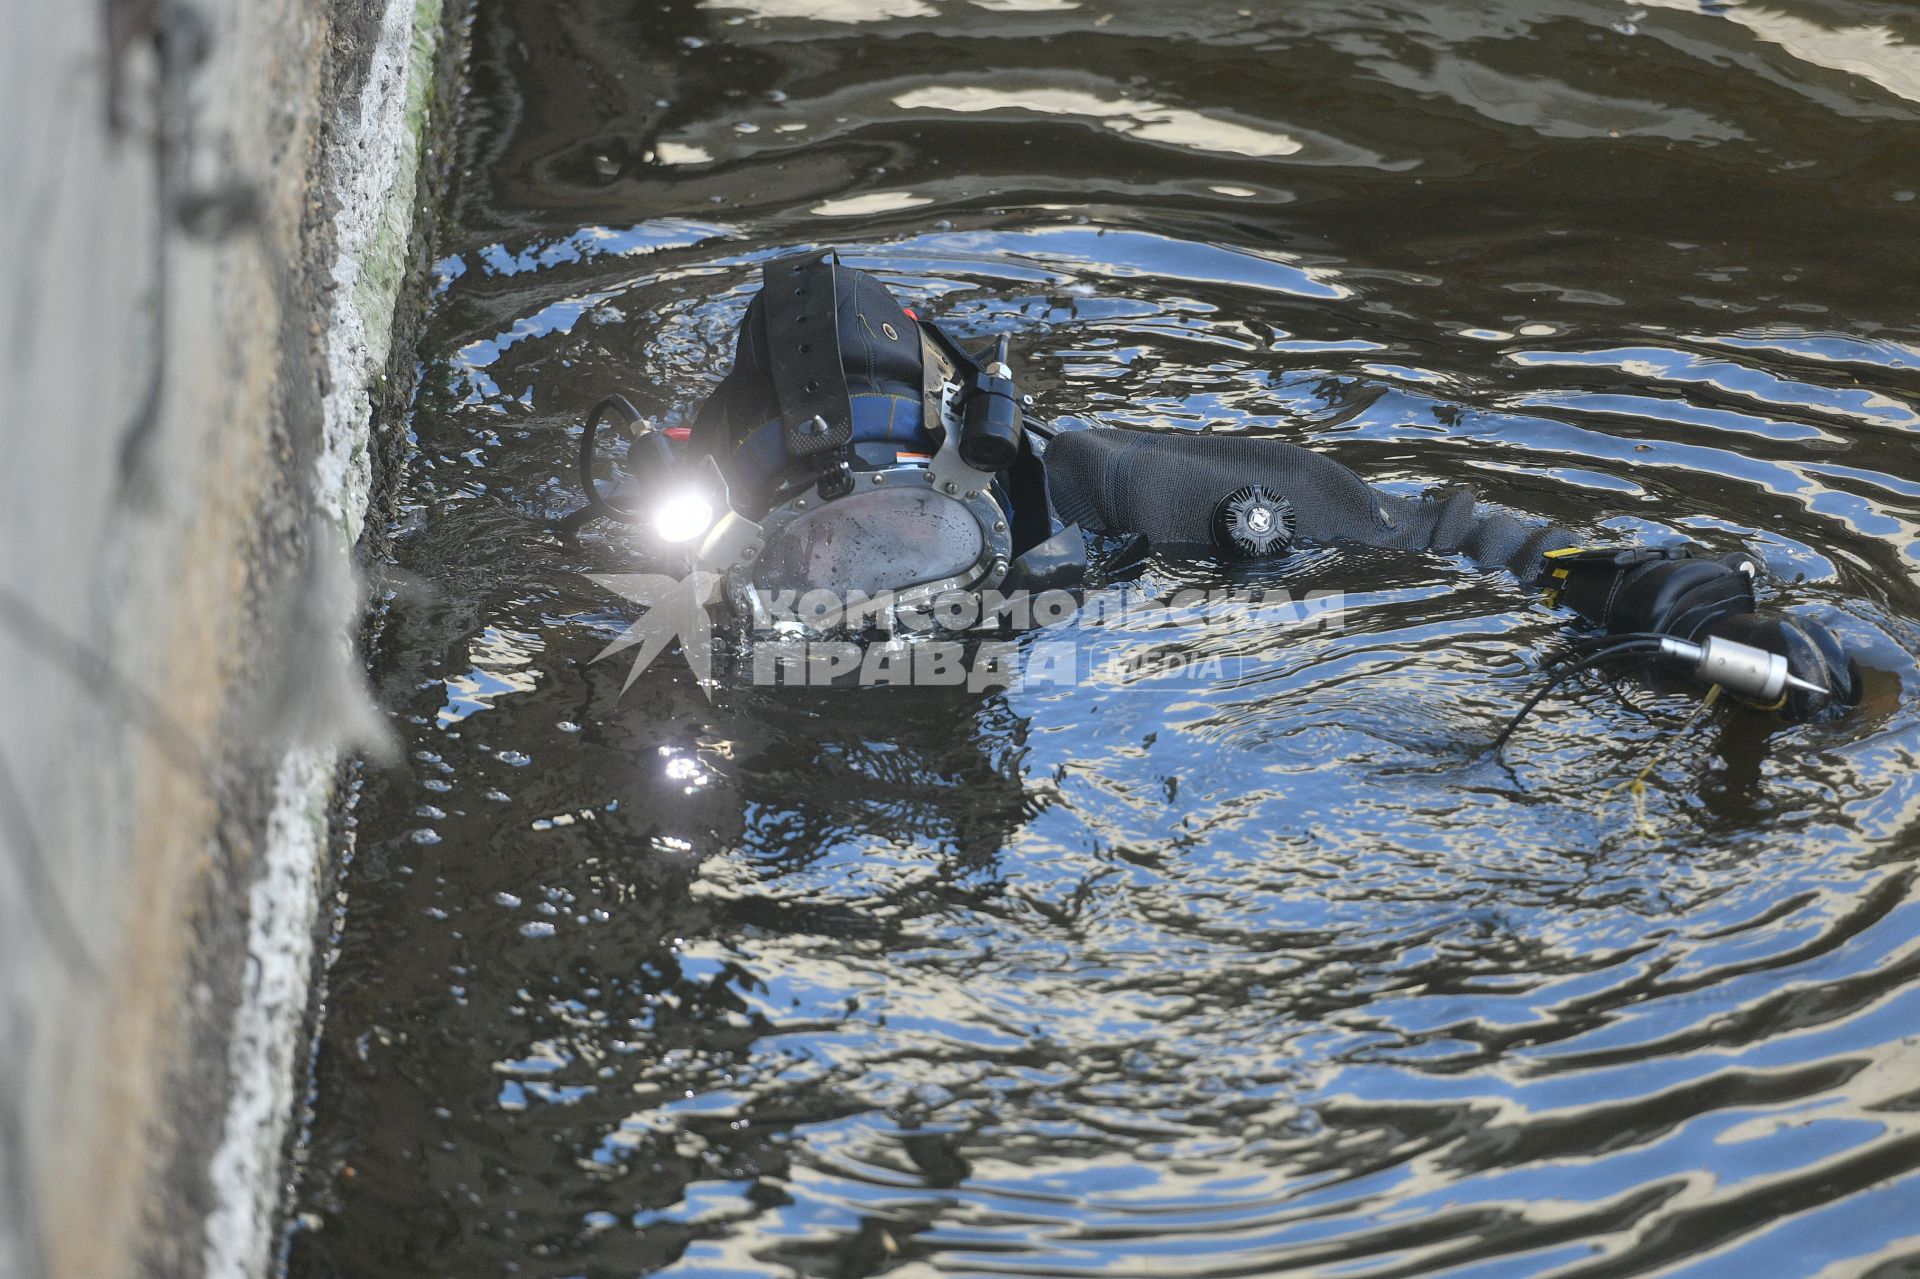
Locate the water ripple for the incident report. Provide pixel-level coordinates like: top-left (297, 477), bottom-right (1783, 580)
top-left (292, 1), bottom-right (1920, 1276)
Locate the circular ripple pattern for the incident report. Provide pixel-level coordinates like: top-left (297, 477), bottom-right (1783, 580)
top-left (290, 2), bottom-right (1920, 1277)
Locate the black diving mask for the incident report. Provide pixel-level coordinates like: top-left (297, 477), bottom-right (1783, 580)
top-left (576, 252), bottom-right (1081, 634)
top-left (648, 393), bottom-right (1017, 634)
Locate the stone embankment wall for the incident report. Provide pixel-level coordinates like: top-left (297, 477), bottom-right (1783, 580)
top-left (0, 1), bottom-right (460, 1275)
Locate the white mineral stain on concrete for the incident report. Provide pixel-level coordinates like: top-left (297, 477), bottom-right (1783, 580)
top-left (202, 0), bottom-right (442, 1273)
top-left (200, 750), bottom-right (329, 1279)
top-left (317, 0), bottom-right (445, 545)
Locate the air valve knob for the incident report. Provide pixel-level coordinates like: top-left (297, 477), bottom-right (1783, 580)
top-left (958, 335), bottom-right (1023, 471)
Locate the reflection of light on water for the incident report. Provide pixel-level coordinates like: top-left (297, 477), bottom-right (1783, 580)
top-left (703, 0), bottom-right (935, 22)
top-left (898, 224), bottom-right (1352, 301)
top-left (896, 84), bottom-right (1305, 158)
top-left (438, 625), bottom-right (542, 723)
top-left (810, 190), bottom-right (936, 217)
top-left (652, 141), bottom-right (713, 166)
top-left (1637, 0), bottom-right (1920, 104)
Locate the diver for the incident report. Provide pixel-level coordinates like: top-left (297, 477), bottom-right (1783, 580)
top-left (567, 251), bottom-right (1859, 726)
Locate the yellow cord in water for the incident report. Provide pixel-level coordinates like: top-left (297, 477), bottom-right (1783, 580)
top-left (1603, 684), bottom-right (1724, 835)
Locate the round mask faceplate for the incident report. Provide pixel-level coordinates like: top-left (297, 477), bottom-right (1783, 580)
top-left (753, 485), bottom-right (989, 598)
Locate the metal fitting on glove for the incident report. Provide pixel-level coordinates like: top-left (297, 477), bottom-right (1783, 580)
top-left (1655, 635), bottom-right (1828, 706)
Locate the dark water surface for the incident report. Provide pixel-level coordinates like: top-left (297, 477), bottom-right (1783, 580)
top-left (288, 2), bottom-right (1920, 1275)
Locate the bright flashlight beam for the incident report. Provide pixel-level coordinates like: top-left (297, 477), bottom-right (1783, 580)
top-left (653, 492), bottom-right (715, 544)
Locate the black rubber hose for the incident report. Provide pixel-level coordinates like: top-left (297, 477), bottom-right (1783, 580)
top-left (576, 393), bottom-right (647, 521)
top-left (1490, 639), bottom-right (1667, 755)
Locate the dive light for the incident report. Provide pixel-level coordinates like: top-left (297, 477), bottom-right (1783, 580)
top-left (620, 423), bottom-right (718, 543)
top-left (651, 490), bottom-right (716, 543)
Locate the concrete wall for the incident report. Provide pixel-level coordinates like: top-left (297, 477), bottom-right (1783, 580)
top-left (0, 0), bottom-right (458, 1275)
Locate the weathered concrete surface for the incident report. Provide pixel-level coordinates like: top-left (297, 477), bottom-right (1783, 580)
top-left (0, 0), bottom-right (461, 1276)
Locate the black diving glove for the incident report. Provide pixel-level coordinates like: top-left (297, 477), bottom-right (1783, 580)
top-left (1546, 545), bottom-right (1858, 719)
top-left (1547, 544), bottom-right (1756, 640)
